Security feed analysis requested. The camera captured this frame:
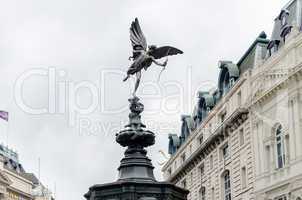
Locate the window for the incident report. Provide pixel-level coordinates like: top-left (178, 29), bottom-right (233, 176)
top-left (276, 125), bottom-right (285, 169)
top-left (199, 163), bottom-right (205, 182)
top-left (230, 78), bottom-right (235, 87)
top-left (265, 145), bottom-right (271, 171)
top-left (199, 135), bottom-right (204, 145)
top-left (281, 25), bottom-right (292, 43)
top-left (209, 123), bottom-right (212, 134)
top-left (168, 168), bottom-right (172, 176)
top-left (281, 15), bottom-right (287, 26)
top-left (279, 10), bottom-right (289, 27)
top-left (199, 164), bottom-right (205, 177)
top-left (181, 153), bottom-right (186, 164)
top-left (190, 172), bottom-right (193, 186)
top-left (223, 72), bottom-right (231, 94)
top-left (221, 143), bottom-right (229, 160)
top-left (239, 128), bottom-right (244, 146)
top-left (209, 155), bottom-right (214, 169)
top-left (182, 179), bottom-right (187, 189)
top-left (237, 91), bottom-right (242, 107)
top-left (241, 166), bottom-right (247, 189)
top-left (267, 40), bottom-right (280, 56)
top-left (220, 112), bottom-right (227, 123)
top-left (199, 187), bottom-right (206, 200)
top-left (223, 171), bottom-right (231, 200)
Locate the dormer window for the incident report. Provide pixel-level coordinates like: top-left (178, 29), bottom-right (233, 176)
top-left (278, 9), bottom-right (292, 43)
top-left (223, 71), bottom-right (230, 94)
top-left (267, 40), bottom-right (280, 56)
top-left (280, 25), bottom-right (292, 43)
top-left (279, 9), bottom-right (289, 27)
top-left (281, 15), bottom-right (287, 26)
top-left (218, 61), bottom-right (239, 97)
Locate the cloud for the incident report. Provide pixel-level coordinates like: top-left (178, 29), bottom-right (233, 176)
top-left (0, 0), bottom-right (289, 199)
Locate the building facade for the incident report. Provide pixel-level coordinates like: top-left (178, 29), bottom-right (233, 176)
top-left (0, 145), bottom-right (54, 200)
top-left (162, 0), bottom-right (302, 200)
top-left (0, 146), bottom-right (34, 200)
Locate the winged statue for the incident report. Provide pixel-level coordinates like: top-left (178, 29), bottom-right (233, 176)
top-left (123, 18), bottom-right (183, 96)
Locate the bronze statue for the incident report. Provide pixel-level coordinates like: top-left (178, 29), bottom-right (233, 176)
top-left (123, 18), bottom-right (183, 96)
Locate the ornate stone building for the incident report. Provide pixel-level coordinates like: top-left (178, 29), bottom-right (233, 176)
top-left (162, 0), bottom-right (302, 200)
top-left (0, 144), bottom-right (54, 200)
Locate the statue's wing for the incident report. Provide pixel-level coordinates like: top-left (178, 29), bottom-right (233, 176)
top-left (149, 46), bottom-right (183, 59)
top-left (130, 18), bottom-right (147, 51)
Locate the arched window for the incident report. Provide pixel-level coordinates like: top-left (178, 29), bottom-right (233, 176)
top-left (199, 187), bottom-right (206, 200)
top-left (222, 170), bottom-right (231, 200)
top-left (276, 125), bottom-right (285, 169)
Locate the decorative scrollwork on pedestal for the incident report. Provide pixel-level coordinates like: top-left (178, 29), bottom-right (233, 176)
top-left (116, 97), bottom-right (155, 148)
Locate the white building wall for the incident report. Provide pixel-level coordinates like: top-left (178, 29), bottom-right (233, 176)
top-left (251, 30), bottom-right (302, 199)
top-left (162, 1), bottom-right (302, 200)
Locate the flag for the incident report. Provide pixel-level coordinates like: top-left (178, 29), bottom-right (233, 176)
top-left (0, 111), bottom-right (8, 121)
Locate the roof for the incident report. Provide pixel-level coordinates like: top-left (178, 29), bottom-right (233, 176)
top-left (23, 173), bottom-right (39, 185)
top-left (0, 144), bottom-right (19, 163)
top-left (237, 31), bottom-right (269, 67)
top-left (271, 17), bottom-right (283, 42)
top-left (3, 157), bottom-right (25, 174)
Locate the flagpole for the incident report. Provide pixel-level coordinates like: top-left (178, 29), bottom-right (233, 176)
top-left (38, 157), bottom-right (41, 186)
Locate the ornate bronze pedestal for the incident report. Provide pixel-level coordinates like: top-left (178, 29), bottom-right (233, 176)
top-left (84, 97), bottom-right (188, 200)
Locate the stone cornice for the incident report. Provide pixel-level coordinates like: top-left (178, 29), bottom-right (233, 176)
top-left (0, 170), bottom-right (12, 186)
top-left (167, 108), bottom-right (249, 183)
top-left (3, 168), bottom-right (33, 186)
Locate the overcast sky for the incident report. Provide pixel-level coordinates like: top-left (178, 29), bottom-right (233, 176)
top-left (0, 0), bottom-right (291, 199)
